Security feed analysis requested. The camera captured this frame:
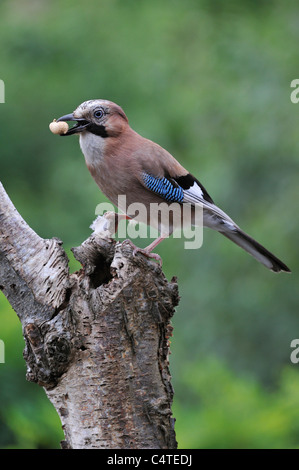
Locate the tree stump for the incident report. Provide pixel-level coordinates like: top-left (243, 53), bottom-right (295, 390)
top-left (0, 182), bottom-right (179, 449)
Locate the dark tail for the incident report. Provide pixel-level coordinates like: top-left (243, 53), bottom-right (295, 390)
top-left (220, 228), bottom-right (291, 273)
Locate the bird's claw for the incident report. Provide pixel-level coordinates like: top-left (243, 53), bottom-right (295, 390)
top-left (126, 241), bottom-right (163, 266)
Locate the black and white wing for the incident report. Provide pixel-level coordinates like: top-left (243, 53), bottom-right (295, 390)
top-left (142, 171), bottom-right (290, 272)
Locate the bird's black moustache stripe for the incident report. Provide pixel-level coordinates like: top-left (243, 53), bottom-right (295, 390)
top-left (88, 123), bottom-right (109, 138)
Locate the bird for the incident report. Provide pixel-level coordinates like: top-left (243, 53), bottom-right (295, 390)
top-left (56, 99), bottom-right (290, 273)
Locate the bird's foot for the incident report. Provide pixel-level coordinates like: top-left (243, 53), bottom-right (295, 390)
top-left (126, 240), bottom-right (163, 266)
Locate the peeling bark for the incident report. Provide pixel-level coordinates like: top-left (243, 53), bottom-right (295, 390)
top-left (0, 182), bottom-right (179, 449)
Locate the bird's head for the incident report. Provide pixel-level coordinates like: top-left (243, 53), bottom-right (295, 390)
top-left (57, 99), bottom-right (129, 138)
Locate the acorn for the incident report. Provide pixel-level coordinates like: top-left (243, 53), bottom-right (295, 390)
top-left (49, 119), bottom-right (69, 135)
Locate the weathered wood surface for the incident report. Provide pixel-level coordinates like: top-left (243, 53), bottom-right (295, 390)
top-left (0, 182), bottom-right (179, 449)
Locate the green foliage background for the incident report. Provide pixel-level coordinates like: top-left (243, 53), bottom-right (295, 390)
top-left (0, 0), bottom-right (298, 449)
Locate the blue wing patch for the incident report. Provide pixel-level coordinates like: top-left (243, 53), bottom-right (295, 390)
top-left (142, 173), bottom-right (184, 203)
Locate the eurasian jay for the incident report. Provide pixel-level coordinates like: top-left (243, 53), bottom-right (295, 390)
top-left (56, 99), bottom-right (290, 273)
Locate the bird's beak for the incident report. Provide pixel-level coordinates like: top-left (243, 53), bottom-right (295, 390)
top-left (56, 113), bottom-right (91, 136)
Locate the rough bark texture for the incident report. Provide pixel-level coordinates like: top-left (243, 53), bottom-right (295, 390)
top-left (0, 182), bottom-right (179, 449)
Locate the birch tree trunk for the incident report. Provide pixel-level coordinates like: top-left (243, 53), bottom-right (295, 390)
top-left (0, 182), bottom-right (179, 449)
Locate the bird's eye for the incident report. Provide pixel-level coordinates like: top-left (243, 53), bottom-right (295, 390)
top-left (94, 108), bottom-right (104, 119)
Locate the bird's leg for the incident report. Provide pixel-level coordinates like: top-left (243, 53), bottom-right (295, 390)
top-left (127, 235), bottom-right (167, 266)
top-left (113, 213), bottom-right (131, 233)
top-left (144, 236), bottom-right (167, 253)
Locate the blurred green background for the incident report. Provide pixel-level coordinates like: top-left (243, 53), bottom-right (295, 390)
top-left (0, 0), bottom-right (298, 449)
